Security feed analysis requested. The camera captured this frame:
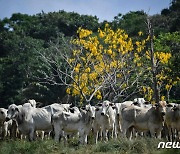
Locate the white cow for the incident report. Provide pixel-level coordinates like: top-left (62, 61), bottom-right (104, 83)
top-left (0, 108), bottom-right (9, 138)
top-left (93, 100), bottom-right (117, 144)
top-left (121, 103), bottom-right (166, 139)
top-left (115, 101), bottom-right (134, 136)
top-left (52, 104), bottom-right (94, 144)
top-left (6, 104), bottom-right (52, 141)
top-left (165, 103), bottom-right (180, 141)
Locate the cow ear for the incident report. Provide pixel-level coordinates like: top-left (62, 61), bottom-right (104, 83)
top-left (109, 103), bottom-right (114, 106)
top-left (112, 106), bottom-right (116, 110)
top-left (69, 108), bottom-right (75, 113)
top-left (15, 108), bottom-right (19, 112)
top-left (133, 102), bottom-right (139, 106)
top-left (81, 106), bottom-right (86, 110)
top-left (144, 101), bottom-right (150, 105)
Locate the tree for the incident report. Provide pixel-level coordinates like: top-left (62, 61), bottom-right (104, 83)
top-left (0, 33), bottom-right (45, 106)
top-left (139, 18), bottom-right (179, 103)
top-left (154, 32), bottom-right (180, 101)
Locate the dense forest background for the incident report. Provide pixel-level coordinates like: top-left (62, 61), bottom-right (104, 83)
top-left (0, 0), bottom-right (179, 107)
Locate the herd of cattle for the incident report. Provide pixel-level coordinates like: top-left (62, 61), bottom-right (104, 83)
top-left (0, 98), bottom-right (179, 144)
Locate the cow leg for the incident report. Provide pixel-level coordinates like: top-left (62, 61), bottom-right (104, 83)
top-left (95, 131), bottom-right (99, 144)
top-left (126, 127), bottom-right (133, 140)
top-left (84, 134), bottom-right (88, 144)
top-left (121, 121), bottom-right (131, 138)
top-left (166, 125), bottom-right (172, 141)
top-left (29, 130), bottom-right (35, 141)
top-left (41, 131), bottom-right (45, 140)
top-left (172, 128), bottom-right (176, 142)
top-left (93, 128), bottom-right (99, 144)
top-left (63, 132), bottom-right (68, 145)
top-left (113, 124), bottom-right (117, 139)
top-left (53, 123), bottom-right (60, 142)
top-left (102, 129), bottom-right (108, 142)
top-left (149, 128), bottom-right (156, 138)
top-left (174, 128), bottom-right (179, 141)
top-left (156, 129), bottom-right (162, 139)
top-left (79, 135), bottom-right (84, 144)
top-left (175, 129), bottom-right (180, 141)
top-left (115, 118), bottom-right (121, 137)
top-left (79, 131), bottom-right (86, 144)
top-left (10, 121), bottom-right (18, 139)
top-left (2, 124), bottom-right (8, 139)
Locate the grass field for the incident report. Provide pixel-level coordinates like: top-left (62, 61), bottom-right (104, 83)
top-left (0, 137), bottom-right (179, 154)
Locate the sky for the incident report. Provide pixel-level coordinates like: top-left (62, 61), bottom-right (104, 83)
top-left (0, 0), bottom-right (171, 22)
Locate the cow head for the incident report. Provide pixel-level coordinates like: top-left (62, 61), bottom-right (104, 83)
top-left (133, 98), bottom-right (146, 104)
top-left (6, 104), bottom-right (20, 121)
top-left (101, 100), bottom-right (113, 116)
top-left (166, 103), bottom-right (174, 111)
top-left (172, 105), bottom-right (180, 112)
top-left (27, 99), bottom-right (36, 108)
top-left (0, 108), bottom-right (7, 122)
top-left (85, 104), bottom-right (95, 120)
top-left (154, 103), bottom-right (166, 117)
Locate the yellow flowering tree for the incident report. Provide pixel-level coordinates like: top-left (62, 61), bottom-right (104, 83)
top-left (64, 24), bottom-right (149, 103)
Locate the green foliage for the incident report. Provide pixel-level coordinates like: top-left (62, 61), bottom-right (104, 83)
top-left (160, 0), bottom-right (180, 32)
top-left (111, 11), bottom-right (147, 37)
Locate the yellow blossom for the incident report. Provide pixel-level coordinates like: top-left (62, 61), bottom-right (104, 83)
top-left (107, 49), bottom-right (112, 55)
top-left (138, 31), bottom-right (143, 36)
top-left (66, 88), bottom-right (71, 94)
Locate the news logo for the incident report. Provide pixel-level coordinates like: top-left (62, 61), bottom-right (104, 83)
top-left (158, 142), bottom-right (180, 149)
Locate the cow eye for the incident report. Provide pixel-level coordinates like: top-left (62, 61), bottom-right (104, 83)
top-left (11, 109), bottom-right (14, 112)
top-left (1, 111), bottom-right (3, 114)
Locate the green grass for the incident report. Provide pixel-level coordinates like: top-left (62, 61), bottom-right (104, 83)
top-left (0, 137), bottom-right (179, 154)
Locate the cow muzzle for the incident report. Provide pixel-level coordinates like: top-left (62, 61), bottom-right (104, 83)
top-left (5, 117), bottom-right (10, 122)
top-left (101, 112), bottom-right (105, 116)
top-left (161, 112), bottom-right (165, 116)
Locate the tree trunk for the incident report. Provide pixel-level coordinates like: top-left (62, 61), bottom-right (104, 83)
top-left (147, 17), bottom-right (160, 104)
